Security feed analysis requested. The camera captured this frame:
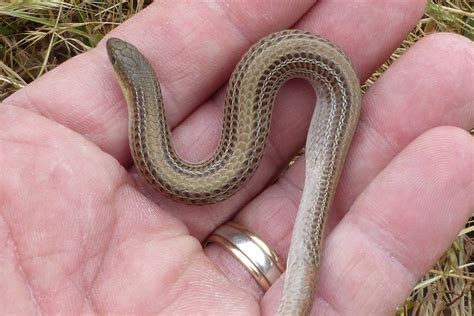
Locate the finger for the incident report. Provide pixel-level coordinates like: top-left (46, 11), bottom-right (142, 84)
top-left (5, 0), bottom-right (316, 163)
top-left (262, 126), bottom-right (474, 314)
top-left (332, 33), bottom-right (474, 223)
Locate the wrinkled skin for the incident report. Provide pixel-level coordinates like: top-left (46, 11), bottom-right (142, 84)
top-left (1, 0), bottom-right (473, 315)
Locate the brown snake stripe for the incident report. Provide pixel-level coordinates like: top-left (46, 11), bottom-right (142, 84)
top-left (107, 30), bottom-right (361, 315)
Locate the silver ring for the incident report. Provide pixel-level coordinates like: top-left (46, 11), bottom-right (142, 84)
top-left (204, 222), bottom-right (285, 291)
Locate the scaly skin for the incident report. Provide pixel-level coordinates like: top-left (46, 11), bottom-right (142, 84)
top-left (107, 30), bottom-right (361, 315)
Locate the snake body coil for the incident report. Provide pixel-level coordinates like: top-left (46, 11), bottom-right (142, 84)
top-left (107, 30), bottom-right (361, 315)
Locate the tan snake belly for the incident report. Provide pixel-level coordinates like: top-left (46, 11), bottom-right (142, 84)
top-left (107, 30), bottom-right (361, 315)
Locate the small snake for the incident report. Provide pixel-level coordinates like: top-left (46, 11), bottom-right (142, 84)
top-left (107, 30), bottom-right (361, 315)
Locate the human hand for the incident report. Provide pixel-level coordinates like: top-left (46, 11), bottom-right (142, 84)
top-left (2, 1), bottom-right (473, 314)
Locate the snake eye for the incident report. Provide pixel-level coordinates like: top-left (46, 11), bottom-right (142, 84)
top-left (108, 54), bottom-right (116, 65)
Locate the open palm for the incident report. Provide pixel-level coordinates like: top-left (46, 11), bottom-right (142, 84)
top-left (1, 1), bottom-right (473, 314)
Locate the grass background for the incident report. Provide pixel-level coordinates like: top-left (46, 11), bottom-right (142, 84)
top-left (0, 0), bottom-right (473, 314)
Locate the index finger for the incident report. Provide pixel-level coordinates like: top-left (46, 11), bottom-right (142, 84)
top-left (4, 0), bottom-right (316, 162)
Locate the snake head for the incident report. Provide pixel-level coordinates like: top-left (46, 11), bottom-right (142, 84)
top-left (106, 37), bottom-right (128, 66)
top-left (106, 37), bottom-right (150, 80)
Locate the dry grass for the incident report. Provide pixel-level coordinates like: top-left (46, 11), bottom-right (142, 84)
top-left (0, 0), bottom-right (151, 99)
top-left (0, 0), bottom-right (473, 314)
